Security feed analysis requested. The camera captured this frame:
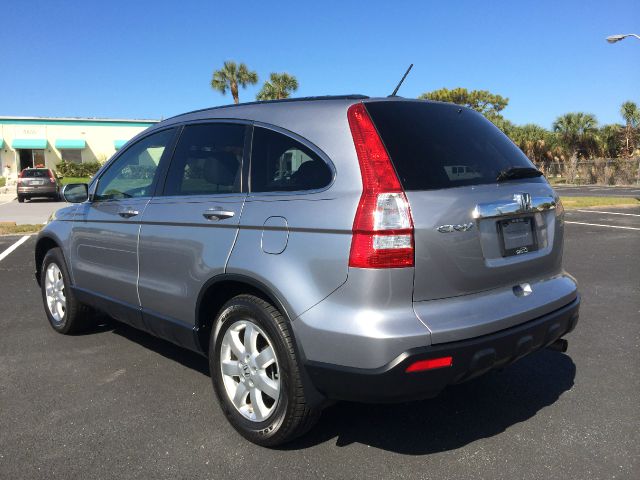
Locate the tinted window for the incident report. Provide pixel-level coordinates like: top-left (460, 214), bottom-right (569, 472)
top-left (95, 129), bottom-right (174, 201)
top-left (163, 123), bottom-right (245, 196)
top-left (365, 101), bottom-right (539, 190)
top-left (250, 127), bottom-right (332, 192)
top-left (22, 169), bottom-right (50, 178)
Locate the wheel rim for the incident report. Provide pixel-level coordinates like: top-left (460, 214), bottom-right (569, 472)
top-left (44, 263), bottom-right (66, 324)
top-left (220, 319), bottom-right (280, 422)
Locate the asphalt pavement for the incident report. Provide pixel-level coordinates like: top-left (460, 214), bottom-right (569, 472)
top-left (0, 197), bottom-right (61, 225)
top-left (0, 208), bottom-right (638, 480)
top-left (553, 184), bottom-right (640, 197)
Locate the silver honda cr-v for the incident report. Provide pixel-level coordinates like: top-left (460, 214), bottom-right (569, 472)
top-left (35, 96), bottom-right (580, 446)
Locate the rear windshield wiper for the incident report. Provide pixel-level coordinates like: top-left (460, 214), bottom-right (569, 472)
top-left (496, 167), bottom-right (543, 182)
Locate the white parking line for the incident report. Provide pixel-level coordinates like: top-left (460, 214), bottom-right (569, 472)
top-left (575, 210), bottom-right (640, 217)
top-left (0, 235), bottom-right (31, 262)
top-left (565, 221), bottom-right (640, 231)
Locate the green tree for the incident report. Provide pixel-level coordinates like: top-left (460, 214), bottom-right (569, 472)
top-left (211, 61), bottom-right (258, 104)
top-left (419, 87), bottom-right (509, 117)
top-left (620, 101), bottom-right (639, 156)
top-left (552, 112), bottom-right (599, 158)
top-left (256, 73), bottom-right (299, 101)
top-left (597, 124), bottom-right (623, 158)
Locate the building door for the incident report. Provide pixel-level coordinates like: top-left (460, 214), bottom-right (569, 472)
top-left (18, 149), bottom-right (33, 170)
top-left (18, 149), bottom-right (45, 170)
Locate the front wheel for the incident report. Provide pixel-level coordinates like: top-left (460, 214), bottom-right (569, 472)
top-left (41, 247), bottom-right (92, 334)
top-left (209, 294), bottom-right (319, 446)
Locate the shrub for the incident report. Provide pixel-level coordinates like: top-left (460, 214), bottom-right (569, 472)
top-left (0, 177), bottom-right (5, 188)
top-left (55, 161), bottom-right (102, 178)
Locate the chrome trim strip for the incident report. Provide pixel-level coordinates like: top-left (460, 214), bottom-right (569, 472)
top-left (473, 195), bottom-right (556, 219)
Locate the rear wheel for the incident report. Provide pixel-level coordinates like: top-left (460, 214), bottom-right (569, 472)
top-left (209, 294), bottom-right (319, 446)
top-left (41, 247), bottom-right (92, 334)
top-left (17, 196), bottom-right (25, 203)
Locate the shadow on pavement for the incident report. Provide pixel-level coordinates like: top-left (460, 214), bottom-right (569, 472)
top-left (286, 350), bottom-right (575, 454)
top-left (95, 319), bottom-right (575, 455)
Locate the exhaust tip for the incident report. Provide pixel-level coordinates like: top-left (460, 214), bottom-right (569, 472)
top-left (547, 338), bottom-right (568, 353)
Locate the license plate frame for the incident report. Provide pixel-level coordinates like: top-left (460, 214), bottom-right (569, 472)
top-left (498, 216), bottom-right (538, 257)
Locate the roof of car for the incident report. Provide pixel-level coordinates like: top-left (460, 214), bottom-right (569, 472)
top-left (165, 95), bottom-right (371, 122)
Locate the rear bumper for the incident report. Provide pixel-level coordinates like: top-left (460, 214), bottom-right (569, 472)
top-left (305, 296), bottom-right (580, 403)
top-left (18, 186), bottom-right (58, 196)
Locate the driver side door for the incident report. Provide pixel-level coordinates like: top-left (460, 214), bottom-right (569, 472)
top-left (69, 128), bottom-right (177, 328)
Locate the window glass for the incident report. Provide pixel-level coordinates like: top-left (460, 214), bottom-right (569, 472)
top-left (95, 129), bottom-right (174, 201)
top-left (61, 149), bottom-right (82, 164)
top-left (21, 169), bottom-right (50, 178)
top-left (163, 123), bottom-right (245, 196)
top-left (250, 127), bottom-right (332, 192)
top-left (365, 101), bottom-right (542, 190)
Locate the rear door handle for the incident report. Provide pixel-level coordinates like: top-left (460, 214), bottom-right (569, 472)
top-left (118, 209), bottom-right (139, 218)
top-left (203, 208), bottom-right (235, 221)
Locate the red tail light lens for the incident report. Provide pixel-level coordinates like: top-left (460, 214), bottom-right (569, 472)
top-left (347, 103), bottom-right (414, 268)
top-left (405, 357), bottom-right (453, 373)
top-left (48, 169), bottom-right (56, 183)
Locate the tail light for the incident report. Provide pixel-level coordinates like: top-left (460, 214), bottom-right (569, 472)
top-left (347, 103), bottom-right (414, 268)
top-left (48, 170), bottom-right (56, 183)
top-left (17, 170), bottom-right (24, 184)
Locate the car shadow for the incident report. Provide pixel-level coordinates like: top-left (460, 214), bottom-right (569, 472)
top-left (92, 319), bottom-right (575, 455)
top-left (98, 319), bottom-right (210, 377)
top-left (283, 350), bottom-right (576, 454)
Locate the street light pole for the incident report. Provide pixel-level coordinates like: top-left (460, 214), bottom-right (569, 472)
top-left (606, 33), bottom-right (640, 43)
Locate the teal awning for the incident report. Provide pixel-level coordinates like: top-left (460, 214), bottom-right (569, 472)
top-left (0, 139), bottom-right (4, 148)
top-left (12, 139), bottom-right (47, 149)
top-left (114, 140), bottom-right (128, 150)
top-left (55, 139), bottom-right (86, 149)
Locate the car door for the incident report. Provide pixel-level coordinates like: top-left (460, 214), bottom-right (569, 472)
top-left (137, 122), bottom-right (248, 347)
top-left (70, 128), bottom-right (177, 328)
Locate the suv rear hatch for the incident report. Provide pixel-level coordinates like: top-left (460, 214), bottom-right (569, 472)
top-left (364, 100), bottom-right (563, 303)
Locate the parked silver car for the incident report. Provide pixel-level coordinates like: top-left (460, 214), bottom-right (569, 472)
top-left (35, 96), bottom-right (580, 446)
top-left (18, 168), bottom-right (60, 202)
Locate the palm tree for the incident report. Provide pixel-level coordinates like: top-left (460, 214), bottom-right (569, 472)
top-left (552, 112), bottom-right (599, 159)
top-left (211, 61), bottom-right (258, 104)
top-left (256, 73), bottom-right (299, 101)
top-left (620, 101), bottom-right (639, 156)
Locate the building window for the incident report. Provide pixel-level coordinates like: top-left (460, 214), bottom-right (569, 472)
top-left (61, 149), bottom-right (82, 164)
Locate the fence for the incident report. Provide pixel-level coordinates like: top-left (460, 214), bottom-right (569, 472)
top-left (543, 158), bottom-right (640, 185)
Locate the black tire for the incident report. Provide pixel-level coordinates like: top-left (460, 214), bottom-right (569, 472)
top-left (209, 294), bottom-right (319, 447)
top-left (17, 196), bottom-right (24, 203)
top-left (40, 247), bottom-right (92, 334)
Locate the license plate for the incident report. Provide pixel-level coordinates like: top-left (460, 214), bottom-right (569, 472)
top-left (498, 217), bottom-right (537, 257)
top-left (33, 180), bottom-right (44, 185)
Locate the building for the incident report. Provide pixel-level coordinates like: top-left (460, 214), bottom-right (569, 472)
top-left (0, 116), bottom-right (158, 178)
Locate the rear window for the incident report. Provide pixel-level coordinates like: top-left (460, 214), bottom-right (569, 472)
top-left (365, 101), bottom-right (540, 191)
top-left (21, 169), bottom-right (51, 178)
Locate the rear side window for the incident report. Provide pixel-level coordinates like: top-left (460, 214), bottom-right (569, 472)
top-left (250, 127), bottom-right (332, 192)
top-left (163, 123), bottom-right (245, 196)
top-left (21, 169), bottom-right (50, 178)
top-left (365, 101), bottom-right (539, 190)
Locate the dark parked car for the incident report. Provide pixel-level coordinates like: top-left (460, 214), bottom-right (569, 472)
top-left (35, 96), bottom-right (579, 446)
top-left (17, 168), bottom-right (60, 202)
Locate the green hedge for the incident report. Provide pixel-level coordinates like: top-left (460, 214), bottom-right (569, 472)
top-left (0, 177), bottom-right (5, 188)
top-left (55, 161), bottom-right (102, 178)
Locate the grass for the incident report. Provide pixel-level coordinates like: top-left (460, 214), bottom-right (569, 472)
top-left (0, 223), bottom-right (43, 235)
top-left (60, 176), bottom-right (91, 186)
top-left (560, 196), bottom-right (640, 209)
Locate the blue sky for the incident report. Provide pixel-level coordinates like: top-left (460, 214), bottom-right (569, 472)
top-left (1, 0), bottom-right (638, 128)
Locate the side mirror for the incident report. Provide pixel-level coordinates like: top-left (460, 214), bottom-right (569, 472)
top-left (62, 183), bottom-right (89, 203)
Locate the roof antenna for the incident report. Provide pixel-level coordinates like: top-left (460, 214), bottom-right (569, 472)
top-left (389, 64), bottom-right (413, 97)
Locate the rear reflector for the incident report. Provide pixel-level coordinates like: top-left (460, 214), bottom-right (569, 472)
top-left (405, 356), bottom-right (453, 373)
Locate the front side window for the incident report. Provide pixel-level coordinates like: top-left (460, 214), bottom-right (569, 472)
top-left (163, 123), bottom-right (245, 196)
top-left (94, 129), bottom-right (174, 201)
top-left (250, 127), bottom-right (332, 192)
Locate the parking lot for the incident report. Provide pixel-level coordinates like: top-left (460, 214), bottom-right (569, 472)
top-left (0, 208), bottom-right (638, 480)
